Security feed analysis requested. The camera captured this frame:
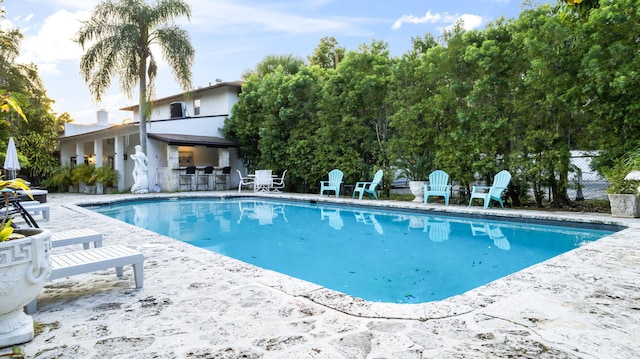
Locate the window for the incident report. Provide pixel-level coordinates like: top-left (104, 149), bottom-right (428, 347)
top-left (194, 98), bottom-right (201, 116)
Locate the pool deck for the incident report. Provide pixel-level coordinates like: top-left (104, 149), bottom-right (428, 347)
top-left (10, 191), bottom-right (640, 358)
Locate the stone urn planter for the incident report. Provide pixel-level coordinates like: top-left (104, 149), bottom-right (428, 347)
top-left (608, 194), bottom-right (640, 218)
top-left (409, 181), bottom-right (426, 203)
top-left (0, 228), bottom-right (52, 347)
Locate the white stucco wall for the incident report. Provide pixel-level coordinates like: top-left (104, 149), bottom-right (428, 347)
top-left (147, 117), bottom-right (227, 137)
top-left (59, 82), bottom-right (243, 193)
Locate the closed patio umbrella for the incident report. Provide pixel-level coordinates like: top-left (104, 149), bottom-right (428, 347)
top-left (3, 137), bottom-right (20, 179)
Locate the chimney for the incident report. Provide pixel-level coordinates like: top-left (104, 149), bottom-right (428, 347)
top-left (97, 110), bottom-right (108, 125)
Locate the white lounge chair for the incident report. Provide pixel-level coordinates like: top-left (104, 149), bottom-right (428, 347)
top-left (20, 201), bottom-right (50, 221)
top-left (52, 228), bottom-right (103, 249)
top-left (25, 245), bottom-right (144, 313)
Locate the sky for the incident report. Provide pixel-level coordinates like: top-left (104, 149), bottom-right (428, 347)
top-left (2, 0), bottom-right (554, 124)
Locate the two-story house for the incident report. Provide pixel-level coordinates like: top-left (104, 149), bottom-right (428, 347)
top-left (58, 81), bottom-right (244, 193)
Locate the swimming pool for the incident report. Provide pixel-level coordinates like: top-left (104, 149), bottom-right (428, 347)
top-left (88, 197), bottom-right (616, 304)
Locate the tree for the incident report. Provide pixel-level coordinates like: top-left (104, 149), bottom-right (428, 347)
top-left (77, 0), bottom-right (195, 153)
top-left (224, 65), bottom-right (323, 192)
top-left (388, 33), bottom-right (442, 177)
top-left (0, 4), bottom-right (60, 185)
top-left (575, 0), bottom-right (640, 170)
top-left (318, 40), bottom-right (393, 189)
top-left (557, 0), bottom-right (599, 18)
top-left (308, 36), bottom-right (346, 69)
top-left (241, 54), bottom-right (306, 80)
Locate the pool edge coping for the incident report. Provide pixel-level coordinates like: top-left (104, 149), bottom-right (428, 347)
top-left (69, 191), bottom-right (635, 320)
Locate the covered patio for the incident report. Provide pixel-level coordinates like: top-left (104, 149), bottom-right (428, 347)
top-left (148, 133), bottom-right (238, 192)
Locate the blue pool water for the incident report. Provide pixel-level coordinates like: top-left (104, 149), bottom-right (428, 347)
top-left (88, 197), bottom-right (616, 303)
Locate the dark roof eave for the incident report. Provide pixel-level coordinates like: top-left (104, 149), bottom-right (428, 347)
top-left (148, 133), bottom-right (238, 148)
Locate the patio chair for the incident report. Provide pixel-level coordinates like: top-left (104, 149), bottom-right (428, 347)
top-left (215, 166), bottom-right (231, 190)
top-left (237, 170), bottom-right (254, 192)
top-left (179, 166), bottom-right (196, 191)
top-left (196, 166), bottom-right (215, 190)
top-left (352, 169), bottom-right (383, 200)
top-left (319, 169), bottom-right (343, 198)
top-left (423, 170), bottom-right (452, 205)
top-left (254, 170), bottom-right (273, 192)
top-left (468, 170), bottom-right (512, 209)
top-left (272, 170), bottom-right (287, 192)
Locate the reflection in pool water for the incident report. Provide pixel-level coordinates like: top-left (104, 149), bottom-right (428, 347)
top-left (90, 197), bottom-right (616, 303)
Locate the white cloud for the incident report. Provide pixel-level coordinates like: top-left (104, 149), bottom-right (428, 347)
top-left (457, 14), bottom-right (483, 30)
top-left (391, 10), bottom-right (457, 30)
top-left (46, 0), bottom-right (98, 12)
top-left (17, 9), bottom-right (88, 64)
top-left (36, 62), bottom-right (60, 76)
top-left (392, 10), bottom-right (483, 33)
top-left (56, 89), bottom-right (132, 124)
top-left (440, 14), bottom-right (484, 33)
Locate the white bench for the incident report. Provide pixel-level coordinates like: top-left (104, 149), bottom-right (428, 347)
top-left (25, 245), bottom-right (144, 313)
top-left (52, 228), bottom-right (103, 249)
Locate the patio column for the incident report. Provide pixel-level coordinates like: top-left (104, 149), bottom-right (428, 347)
top-left (167, 145), bottom-right (179, 191)
top-left (75, 143), bottom-right (84, 166)
top-left (219, 149), bottom-right (229, 167)
top-left (114, 135), bottom-right (125, 192)
top-left (93, 139), bottom-right (103, 167)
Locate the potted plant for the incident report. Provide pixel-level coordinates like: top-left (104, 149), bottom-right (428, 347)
top-left (397, 151), bottom-right (434, 202)
top-left (0, 178), bottom-right (52, 347)
top-left (72, 163), bottom-right (97, 194)
top-left (603, 155), bottom-right (640, 218)
top-left (43, 164), bottom-right (75, 193)
top-left (91, 166), bottom-right (119, 194)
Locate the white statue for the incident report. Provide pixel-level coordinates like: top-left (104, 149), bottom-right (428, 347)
top-left (130, 145), bottom-right (149, 194)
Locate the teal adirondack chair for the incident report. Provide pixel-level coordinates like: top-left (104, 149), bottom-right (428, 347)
top-left (353, 169), bottom-right (383, 200)
top-left (320, 169), bottom-right (344, 198)
top-left (424, 170), bottom-right (452, 205)
top-left (468, 170), bottom-right (512, 209)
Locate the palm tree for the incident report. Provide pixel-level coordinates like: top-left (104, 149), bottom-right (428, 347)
top-left (241, 54), bottom-right (306, 80)
top-left (77, 0), bottom-right (195, 153)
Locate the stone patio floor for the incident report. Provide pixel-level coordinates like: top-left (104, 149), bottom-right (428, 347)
top-left (6, 191), bottom-right (640, 358)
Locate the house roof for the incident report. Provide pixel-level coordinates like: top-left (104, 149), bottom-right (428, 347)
top-left (119, 81), bottom-right (244, 111)
top-left (148, 133), bottom-right (238, 148)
